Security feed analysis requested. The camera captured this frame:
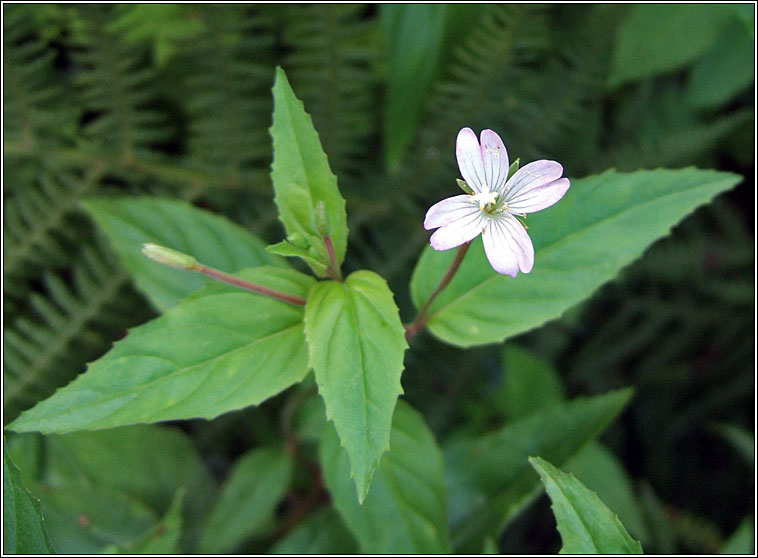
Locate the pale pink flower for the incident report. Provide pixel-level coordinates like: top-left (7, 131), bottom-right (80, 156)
top-left (424, 127), bottom-right (570, 276)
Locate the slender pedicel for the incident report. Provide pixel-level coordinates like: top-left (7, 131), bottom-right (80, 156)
top-left (404, 241), bottom-right (471, 342)
top-left (141, 243), bottom-right (306, 306)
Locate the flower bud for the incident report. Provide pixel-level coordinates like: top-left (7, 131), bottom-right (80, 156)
top-left (141, 244), bottom-right (197, 270)
top-left (314, 200), bottom-right (330, 236)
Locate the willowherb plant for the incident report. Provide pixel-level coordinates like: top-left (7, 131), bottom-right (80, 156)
top-left (5, 64), bottom-right (743, 555)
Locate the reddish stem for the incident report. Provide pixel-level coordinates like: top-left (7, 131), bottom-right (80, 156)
top-left (322, 235), bottom-right (343, 281)
top-left (194, 264), bottom-right (306, 306)
top-left (404, 241), bottom-right (471, 342)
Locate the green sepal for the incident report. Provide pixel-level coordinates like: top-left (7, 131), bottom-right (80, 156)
top-left (456, 179), bottom-right (474, 195)
top-left (506, 158), bottom-right (520, 181)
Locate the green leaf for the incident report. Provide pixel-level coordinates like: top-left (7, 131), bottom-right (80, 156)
top-left (720, 516), bottom-right (754, 555)
top-left (482, 537), bottom-right (498, 554)
top-left (3, 445), bottom-right (55, 554)
top-left (529, 456), bottom-right (643, 554)
top-left (102, 490), bottom-right (184, 554)
top-left (7, 425), bottom-right (214, 553)
top-left (266, 239), bottom-right (326, 273)
top-left (497, 348), bottom-right (647, 545)
top-left (710, 422), bottom-right (754, 468)
top-left (198, 447), bottom-right (293, 553)
top-left (734, 4), bottom-right (754, 37)
top-left (82, 196), bottom-right (285, 311)
top-left (270, 66), bottom-right (348, 276)
top-left (445, 388), bottom-right (633, 552)
top-left (638, 482), bottom-right (675, 554)
top-left (686, 18), bottom-right (755, 109)
top-left (8, 267), bottom-right (314, 433)
top-left (24, 481), bottom-right (158, 553)
top-left (566, 443), bottom-right (648, 545)
top-left (304, 270), bottom-right (407, 502)
top-left (608, 4), bottom-right (737, 87)
top-left (270, 507), bottom-right (357, 555)
top-left (381, 5), bottom-right (454, 171)
top-left (380, 4), bottom-right (488, 171)
top-left (500, 344), bottom-right (565, 420)
top-left (497, 347), bottom-right (647, 545)
top-left (320, 400), bottom-right (451, 553)
top-left (289, 382), bottom-right (328, 443)
top-left (411, 168), bottom-right (741, 347)
top-left (40, 427), bottom-right (211, 515)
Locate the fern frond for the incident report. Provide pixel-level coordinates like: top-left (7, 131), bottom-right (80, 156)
top-left (410, 4), bottom-right (550, 179)
top-left (3, 239), bottom-right (153, 421)
top-left (107, 4), bottom-right (206, 66)
top-left (2, 4), bottom-right (78, 152)
top-left (70, 5), bottom-right (173, 162)
top-left (506, 5), bottom-right (621, 171)
top-left (281, 4), bottom-right (378, 183)
top-left (180, 5), bottom-right (274, 191)
top-left (3, 164), bottom-right (103, 287)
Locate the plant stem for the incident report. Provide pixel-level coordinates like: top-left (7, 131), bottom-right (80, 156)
top-left (322, 235), bottom-right (343, 281)
top-left (404, 241), bottom-right (471, 342)
top-left (193, 264), bottom-right (306, 306)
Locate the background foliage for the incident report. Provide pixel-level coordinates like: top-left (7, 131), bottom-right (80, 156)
top-left (3, 4), bottom-right (754, 554)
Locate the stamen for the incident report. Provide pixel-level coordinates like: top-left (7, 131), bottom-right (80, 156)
top-left (513, 214), bottom-right (529, 230)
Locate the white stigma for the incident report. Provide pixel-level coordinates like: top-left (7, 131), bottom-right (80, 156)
top-left (471, 190), bottom-right (498, 211)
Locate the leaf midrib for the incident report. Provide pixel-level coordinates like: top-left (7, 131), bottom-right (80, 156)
top-left (102, 321), bottom-right (302, 395)
top-left (279, 91), bottom-right (316, 210)
top-left (341, 280), bottom-right (373, 467)
top-left (545, 473), bottom-right (600, 553)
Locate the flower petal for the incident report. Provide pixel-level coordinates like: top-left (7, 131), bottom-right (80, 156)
top-left (429, 210), bottom-right (485, 251)
top-left (424, 195), bottom-right (478, 230)
top-left (456, 127), bottom-right (486, 193)
top-left (505, 161), bottom-right (569, 213)
top-left (482, 213), bottom-right (534, 276)
top-left (508, 178), bottom-right (570, 214)
top-left (480, 129), bottom-right (509, 194)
